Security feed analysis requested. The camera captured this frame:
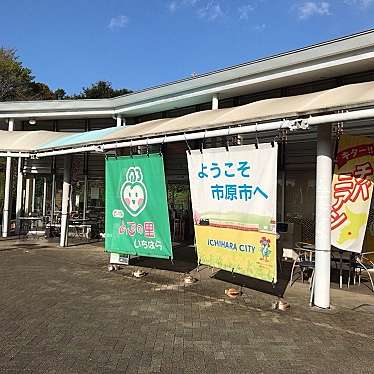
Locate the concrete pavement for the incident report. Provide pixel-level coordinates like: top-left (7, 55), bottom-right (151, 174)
top-left (0, 239), bottom-right (373, 373)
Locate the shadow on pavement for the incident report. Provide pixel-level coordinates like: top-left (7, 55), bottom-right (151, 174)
top-left (212, 261), bottom-right (293, 298)
top-left (131, 242), bottom-right (198, 274)
top-left (0, 242), bottom-right (51, 251)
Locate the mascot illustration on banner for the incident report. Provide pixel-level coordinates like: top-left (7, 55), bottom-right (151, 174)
top-left (120, 167), bottom-right (148, 217)
top-left (260, 237), bottom-right (271, 261)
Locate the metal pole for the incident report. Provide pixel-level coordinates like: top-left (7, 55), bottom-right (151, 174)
top-left (2, 118), bottom-right (14, 237)
top-left (31, 177), bottom-right (36, 213)
top-left (313, 124), bottom-right (332, 309)
top-left (83, 121), bottom-right (89, 220)
top-left (15, 158), bottom-right (24, 235)
top-left (50, 120), bottom-right (58, 223)
top-left (35, 118), bottom-right (293, 158)
top-left (50, 157), bottom-right (56, 223)
top-left (116, 115), bottom-right (122, 127)
top-left (24, 178), bottom-right (31, 215)
top-left (60, 155), bottom-right (71, 247)
top-left (42, 177), bottom-right (47, 216)
top-left (83, 175), bottom-right (88, 220)
top-left (280, 141), bottom-right (286, 222)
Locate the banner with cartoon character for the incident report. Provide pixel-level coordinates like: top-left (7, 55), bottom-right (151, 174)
top-left (105, 154), bottom-right (173, 259)
top-left (331, 134), bottom-right (374, 253)
top-left (187, 144), bottom-right (277, 283)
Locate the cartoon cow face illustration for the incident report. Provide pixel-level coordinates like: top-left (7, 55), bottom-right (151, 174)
top-left (120, 167), bottom-right (147, 217)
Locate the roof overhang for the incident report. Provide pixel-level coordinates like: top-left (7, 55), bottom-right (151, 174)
top-left (1, 81), bottom-right (374, 158)
top-left (1, 30), bottom-right (374, 120)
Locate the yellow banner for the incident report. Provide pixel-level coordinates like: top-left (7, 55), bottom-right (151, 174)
top-left (331, 135), bottom-right (374, 252)
top-left (195, 225), bottom-right (277, 283)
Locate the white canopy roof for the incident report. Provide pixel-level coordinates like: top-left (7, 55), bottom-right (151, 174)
top-left (1, 81), bottom-right (374, 155)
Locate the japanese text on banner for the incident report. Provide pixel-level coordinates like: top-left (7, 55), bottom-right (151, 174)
top-left (187, 144), bottom-right (277, 283)
top-left (331, 135), bottom-right (374, 253)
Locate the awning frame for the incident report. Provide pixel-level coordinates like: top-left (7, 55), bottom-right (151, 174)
top-left (0, 106), bottom-right (371, 159)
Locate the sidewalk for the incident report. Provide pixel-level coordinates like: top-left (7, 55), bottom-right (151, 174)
top-left (0, 239), bottom-right (373, 373)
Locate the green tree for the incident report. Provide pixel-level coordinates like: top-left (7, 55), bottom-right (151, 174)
top-left (54, 88), bottom-right (66, 100)
top-left (0, 48), bottom-right (61, 101)
top-left (28, 82), bottom-right (55, 100)
top-left (0, 48), bottom-right (34, 101)
top-left (0, 48), bottom-right (132, 101)
top-left (72, 80), bottom-right (132, 99)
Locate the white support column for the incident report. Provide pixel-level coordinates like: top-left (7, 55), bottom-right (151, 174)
top-left (50, 157), bottom-right (56, 222)
top-left (42, 177), bottom-right (47, 216)
top-left (50, 175), bottom-right (56, 221)
top-left (60, 155), bottom-right (72, 247)
top-left (116, 115), bottom-right (122, 127)
top-left (2, 118), bottom-right (14, 238)
top-left (15, 158), bottom-right (24, 235)
top-left (31, 177), bottom-right (36, 213)
top-left (280, 170), bottom-right (286, 222)
top-left (280, 142), bottom-right (286, 222)
top-left (83, 174), bottom-right (88, 220)
top-left (24, 178), bottom-right (31, 215)
top-left (314, 124), bottom-right (333, 309)
top-left (212, 94), bottom-right (219, 110)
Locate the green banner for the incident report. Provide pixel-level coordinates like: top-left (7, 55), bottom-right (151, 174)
top-left (105, 154), bottom-right (173, 259)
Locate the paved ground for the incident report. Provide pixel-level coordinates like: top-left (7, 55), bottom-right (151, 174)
top-left (0, 239), bottom-right (374, 373)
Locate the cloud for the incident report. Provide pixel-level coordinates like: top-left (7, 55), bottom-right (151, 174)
top-left (197, 1), bottom-right (224, 20)
top-left (168, 0), bottom-right (200, 12)
top-left (238, 4), bottom-right (255, 20)
top-left (296, 2), bottom-right (331, 19)
top-left (253, 23), bottom-right (266, 31)
top-left (108, 15), bottom-right (129, 29)
top-left (169, 1), bottom-right (178, 12)
top-left (344, 0), bottom-right (374, 8)
top-left (169, 0), bottom-right (223, 20)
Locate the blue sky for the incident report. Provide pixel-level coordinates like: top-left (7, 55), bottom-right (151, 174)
top-left (1, 0), bottom-right (373, 95)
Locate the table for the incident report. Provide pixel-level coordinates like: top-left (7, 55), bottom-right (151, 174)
top-left (45, 223), bottom-right (61, 238)
top-left (69, 220), bottom-right (92, 239)
top-left (19, 216), bottom-right (45, 239)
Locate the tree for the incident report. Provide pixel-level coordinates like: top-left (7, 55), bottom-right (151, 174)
top-left (28, 82), bottom-right (55, 100)
top-left (0, 48), bottom-right (34, 101)
top-left (0, 48), bottom-right (132, 101)
top-left (0, 48), bottom-right (61, 101)
top-left (54, 88), bottom-right (66, 100)
top-left (72, 80), bottom-right (132, 99)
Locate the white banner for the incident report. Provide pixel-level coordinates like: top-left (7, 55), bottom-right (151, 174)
top-left (187, 144), bottom-right (278, 282)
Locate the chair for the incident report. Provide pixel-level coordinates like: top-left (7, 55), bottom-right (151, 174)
top-left (330, 248), bottom-right (352, 289)
top-left (173, 218), bottom-right (185, 242)
top-left (350, 251), bottom-right (374, 292)
top-left (289, 242), bottom-right (316, 287)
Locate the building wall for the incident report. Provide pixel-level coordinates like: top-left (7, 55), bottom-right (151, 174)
top-left (4, 67), bottom-right (374, 236)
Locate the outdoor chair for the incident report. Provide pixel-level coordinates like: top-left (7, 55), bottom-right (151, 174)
top-left (330, 248), bottom-right (352, 289)
top-left (350, 251), bottom-right (374, 292)
top-left (172, 218), bottom-right (185, 242)
top-left (289, 242), bottom-right (316, 287)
